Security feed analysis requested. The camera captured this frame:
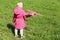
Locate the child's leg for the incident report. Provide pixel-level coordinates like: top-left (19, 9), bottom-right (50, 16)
top-left (15, 28), bottom-right (18, 36)
top-left (20, 29), bottom-right (23, 37)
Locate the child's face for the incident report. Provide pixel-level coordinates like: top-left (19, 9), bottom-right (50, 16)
top-left (17, 2), bottom-right (23, 8)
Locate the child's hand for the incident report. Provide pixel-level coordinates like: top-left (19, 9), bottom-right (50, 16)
top-left (28, 10), bottom-right (43, 16)
top-left (28, 10), bottom-right (36, 16)
top-left (12, 18), bottom-right (16, 23)
top-left (35, 13), bottom-right (42, 16)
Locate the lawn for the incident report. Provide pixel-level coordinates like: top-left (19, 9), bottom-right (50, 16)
top-left (0, 0), bottom-right (60, 40)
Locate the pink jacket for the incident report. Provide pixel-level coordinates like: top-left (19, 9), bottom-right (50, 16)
top-left (13, 7), bottom-right (36, 29)
top-left (13, 7), bottom-right (26, 29)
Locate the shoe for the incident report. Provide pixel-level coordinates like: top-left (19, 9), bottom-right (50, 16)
top-left (21, 36), bottom-right (25, 39)
top-left (15, 35), bottom-right (19, 37)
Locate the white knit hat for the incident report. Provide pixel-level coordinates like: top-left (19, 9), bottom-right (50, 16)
top-left (17, 2), bottom-right (23, 8)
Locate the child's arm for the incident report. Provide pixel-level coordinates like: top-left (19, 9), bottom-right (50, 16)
top-left (12, 14), bottom-right (17, 23)
top-left (24, 10), bottom-right (43, 18)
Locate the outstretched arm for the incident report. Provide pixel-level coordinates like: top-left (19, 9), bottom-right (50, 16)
top-left (24, 10), bottom-right (43, 18)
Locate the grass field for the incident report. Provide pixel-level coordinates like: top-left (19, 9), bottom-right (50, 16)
top-left (0, 0), bottom-right (60, 40)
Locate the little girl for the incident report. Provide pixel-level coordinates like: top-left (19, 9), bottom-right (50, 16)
top-left (12, 2), bottom-right (42, 39)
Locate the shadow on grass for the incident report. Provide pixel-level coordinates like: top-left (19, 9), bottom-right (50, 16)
top-left (7, 24), bottom-right (15, 36)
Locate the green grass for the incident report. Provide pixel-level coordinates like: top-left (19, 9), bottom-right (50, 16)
top-left (0, 0), bottom-right (60, 40)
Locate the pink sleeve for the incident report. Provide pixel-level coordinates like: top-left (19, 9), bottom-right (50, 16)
top-left (28, 10), bottom-right (36, 16)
